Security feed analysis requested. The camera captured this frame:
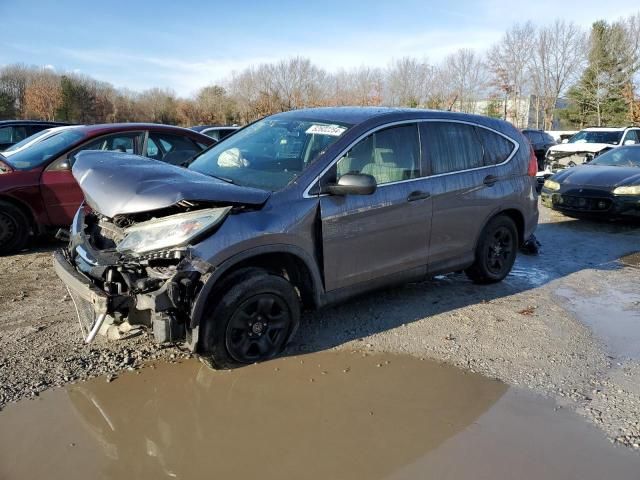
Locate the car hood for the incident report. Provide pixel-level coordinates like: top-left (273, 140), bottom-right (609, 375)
top-left (72, 151), bottom-right (271, 218)
top-left (552, 165), bottom-right (640, 188)
top-left (548, 143), bottom-right (613, 155)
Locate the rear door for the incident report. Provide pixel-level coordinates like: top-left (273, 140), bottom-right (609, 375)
top-left (319, 123), bottom-right (432, 291)
top-left (40, 132), bottom-right (143, 226)
top-left (422, 121), bottom-right (516, 273)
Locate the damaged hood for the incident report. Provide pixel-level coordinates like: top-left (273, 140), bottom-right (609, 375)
top-left (553, 165), bottom-right (640, 188)
top-left (548, 143), bottom-right (614, 155)
top-left (73, 151), bottom-right (270, 218)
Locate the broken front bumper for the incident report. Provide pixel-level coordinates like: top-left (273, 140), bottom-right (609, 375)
top-left (54, 249), bottom-right (129, 343)
top-left (53, 207), bottom-right (210, 346)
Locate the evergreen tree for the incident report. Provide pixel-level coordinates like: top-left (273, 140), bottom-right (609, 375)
top-left (567, 20), bottom-right (638, 126)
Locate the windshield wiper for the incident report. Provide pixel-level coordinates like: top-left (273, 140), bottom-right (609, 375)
top-left (210, 174), bottom-right (235, 184)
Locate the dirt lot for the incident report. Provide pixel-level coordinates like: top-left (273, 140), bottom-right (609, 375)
top-left (1, 203), bottom-right (639, 451)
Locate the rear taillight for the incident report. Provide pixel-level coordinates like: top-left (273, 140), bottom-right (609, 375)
top-left (527, 146), bottom-right (537, 177)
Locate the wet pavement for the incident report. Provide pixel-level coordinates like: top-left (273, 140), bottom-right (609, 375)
top-left (556, 284), bottom-right (640, 360)
top-left (1, 351), bottom-right (639, 480)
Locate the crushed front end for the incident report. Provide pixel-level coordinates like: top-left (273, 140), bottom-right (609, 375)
top-left (54, 205), bottom-right (221, 347)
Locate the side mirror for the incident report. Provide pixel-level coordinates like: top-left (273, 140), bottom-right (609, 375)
top-left (326, 173), bottom-right (377, 196)
top-left (624, 139), bottom-right (637, 145)
top-left (562, 138), bottom-right (569, 144)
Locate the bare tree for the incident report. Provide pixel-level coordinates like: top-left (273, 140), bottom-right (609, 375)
top-left (332, 67), bottom-right (383, 106)
top-left (385, 57), bottom-right (433, 107)
top-left (0, 64), bottom-right (31, 117)
top-left (442, 49), bottom-right (487, 113)
top-left (529, 20), bottom-right (586, 129)
top-left (487, 22), bottom-right (535, 127)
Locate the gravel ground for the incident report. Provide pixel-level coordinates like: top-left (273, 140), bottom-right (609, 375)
top-left (0, 203), bottom-right (639, 451)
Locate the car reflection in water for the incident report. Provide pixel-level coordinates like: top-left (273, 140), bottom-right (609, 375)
top-left (66, 352), bottom-right (507, 479)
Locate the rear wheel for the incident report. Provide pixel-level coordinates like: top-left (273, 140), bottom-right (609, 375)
top-left (465, 215), bottom-right (518, 284)
top-left (0, 201), bottom-right (30, 255)
top-left (199, 269), bottom-right (300, 369)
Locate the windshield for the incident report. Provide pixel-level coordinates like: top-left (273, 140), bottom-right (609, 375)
top-left (569, 130), bottom-right (623, 145)
top-left (188, 117), bottom-right (351, 191)
top-left (590, 147), bottom-right (640, 167)
top-left (5, 130), bottom-right (85, 170)
top-left (3, 129), bottom-right (53, 154)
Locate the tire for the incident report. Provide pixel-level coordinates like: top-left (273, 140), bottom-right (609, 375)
top-left (568, 161), bottom-right (577, 167)
top-left (465, 215), bottom-right (518, 284)
top-left (199, 268), bottom-right (300, 369)
top-left (0, 200), bottom-right (30, 255)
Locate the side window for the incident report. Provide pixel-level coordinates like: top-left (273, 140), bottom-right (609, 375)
top-left (28, 125), bottom-right (49, 136)
top-left (146, 137), bottom-right (161, 159)
top-left (625, 130), bottom-right (640, 144)
top-left (147, 132), bottom-right (201, 165)
top-left (422, 122), bottom-right (483, 174)
top-left (0, 127), bottom-right (11, 144)
top-left (70, 133), bottom-right (140, 165)
top-left (335, 124), bottom-right (420, 185)
top-left (475, 127), bottom-right (516, 166)
top-left (204, 130), bottom-right (221, 141)
top-left (0, 126), bottom-right (27, 144)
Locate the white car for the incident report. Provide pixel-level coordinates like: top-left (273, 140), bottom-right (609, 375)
top-left (1, 125), bottom-right (83, 157)
top-left (545, 126), bottom-right (640, 170)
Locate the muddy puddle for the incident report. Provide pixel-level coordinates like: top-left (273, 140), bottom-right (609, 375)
top-left (1, 351), bottom-right (639, 480)
top-left (557, 285), bottom-right (640, 360)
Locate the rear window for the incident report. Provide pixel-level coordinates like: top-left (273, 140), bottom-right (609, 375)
top-left (475, 127), bottom-right (516, 166)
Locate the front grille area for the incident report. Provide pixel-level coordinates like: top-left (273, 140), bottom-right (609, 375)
top-left (553, 194), bottom-right (612, 211)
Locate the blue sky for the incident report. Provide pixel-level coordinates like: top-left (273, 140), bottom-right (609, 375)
top-left (1, 0), bottom-right (638, 96)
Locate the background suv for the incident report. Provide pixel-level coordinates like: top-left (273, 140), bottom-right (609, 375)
top-left (522, 129), bottom-right (556, 171)
top-left (55, 107), bottom-right (539, 368)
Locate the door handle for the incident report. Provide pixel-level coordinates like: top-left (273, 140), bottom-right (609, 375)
top-left (407, 190), bottom-right (431, 202)
top-left (483, 175), bottom-right (498, 186)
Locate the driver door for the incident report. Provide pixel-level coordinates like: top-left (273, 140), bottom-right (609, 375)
top-left (40, 132), bottom-right (143, 226)
top-left (319, 123), bottom-right (432, 291)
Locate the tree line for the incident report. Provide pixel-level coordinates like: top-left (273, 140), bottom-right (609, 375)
top-left (1, 13), bottom-right (638, 129)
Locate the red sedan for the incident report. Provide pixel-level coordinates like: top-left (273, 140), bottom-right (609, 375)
top-left (0, 123), bottom-right (215, 254)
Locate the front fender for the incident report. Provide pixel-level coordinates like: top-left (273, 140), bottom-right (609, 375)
top-left (188, 243), bottom-right (324, 330)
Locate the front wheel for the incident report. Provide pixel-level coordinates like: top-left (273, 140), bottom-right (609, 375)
top-left (465, 215), bottom-right (518, 284)
top-left (199, 269), bottom-right (300, 369)
top-left (0, 201), bottom-right (30, 255)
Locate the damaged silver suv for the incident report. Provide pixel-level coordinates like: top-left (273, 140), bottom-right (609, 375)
top-left (54, 107), bottom-right (539, 368)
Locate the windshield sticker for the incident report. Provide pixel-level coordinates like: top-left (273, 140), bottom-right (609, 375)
top-left (305, 124), bottom-right (347, 137)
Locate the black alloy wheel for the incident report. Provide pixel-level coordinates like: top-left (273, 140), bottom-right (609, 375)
top-left (226, 294), bottom-right (292, 363)
top-left (485, 226), bottom-right (514, 276)
top-left (199, 268), bottom-right (300, 369)
top-left (465, 215), bottom-right (518, 284)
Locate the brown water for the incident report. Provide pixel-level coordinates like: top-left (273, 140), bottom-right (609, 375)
top-left (0, 351), bottom-right (638, 480)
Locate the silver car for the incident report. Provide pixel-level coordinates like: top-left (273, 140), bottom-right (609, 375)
top-left (54, 107), bottom-right (539, 368)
